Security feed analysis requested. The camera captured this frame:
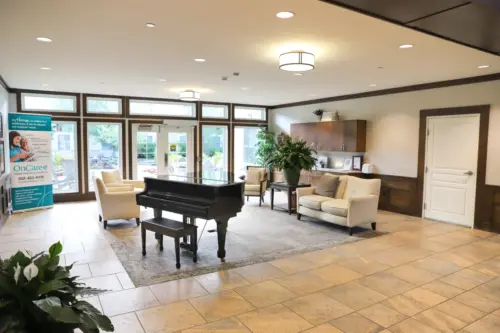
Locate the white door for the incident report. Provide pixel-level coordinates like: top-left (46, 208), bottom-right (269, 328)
top-left (423, 115), bottom-right (480, 227)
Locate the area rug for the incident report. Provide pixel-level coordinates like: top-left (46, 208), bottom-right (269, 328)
top-left (106, 193), bottom-right (387, 287)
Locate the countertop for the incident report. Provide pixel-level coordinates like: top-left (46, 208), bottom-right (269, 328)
top-left (313, 168), bottom-right (362, 173)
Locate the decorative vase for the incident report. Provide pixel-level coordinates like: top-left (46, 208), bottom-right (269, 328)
top-left (283, 167), bottom-right (301, 186)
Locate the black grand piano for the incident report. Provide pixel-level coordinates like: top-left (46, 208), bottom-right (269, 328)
top-left (136, 173), bottom-right (245, 262)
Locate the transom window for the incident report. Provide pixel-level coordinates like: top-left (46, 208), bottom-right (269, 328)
top-left (21, 93), bottom-right (77, 113)
top-left (129, 99), bottom-right (196, 118)
top-left (86, 96), bottom-right (122, 114)
top-left (234, 106), bottom-right (266, 121)
top-left (202, 104), bottom-right (229, 119)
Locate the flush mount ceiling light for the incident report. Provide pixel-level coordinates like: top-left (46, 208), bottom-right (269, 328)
top-left (369, 84), bottom-right (377, 87)
top-left (276, 11), bottom-right (295, 19)
top-left (279, 51), bottom-right (315, 72)
top-left (145, 23), bottom-right (156, 28)
top-left (194, 58), bottom-right (206, 62)
top-left (293, 73), bottom-right (303, 76)
top-left (159, 79), bottom-right (167, 82)
top-left (40, 67), bottom-right (51, 70)
top-left (477, 65), bottom-right (490, 69)
top-left (41, 83), bottom-right (49, 87)
top-left (36, 37), bottom-right (52, 43)
top-left (399, 44), bottom-right (413, 49)
top-left (179, 90), bottom-right (200, 101)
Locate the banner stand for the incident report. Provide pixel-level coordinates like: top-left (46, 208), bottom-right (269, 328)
top-left (8, 113), bottom-right (54, 213)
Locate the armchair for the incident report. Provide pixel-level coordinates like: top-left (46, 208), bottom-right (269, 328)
top-left (101, 169), bottom-right (145, 191)
top-left (244, 167), bottom-right (267, 206)
top-left (93, 177), bottom-right (141, 229)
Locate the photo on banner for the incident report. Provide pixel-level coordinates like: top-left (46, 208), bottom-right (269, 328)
top-left (8, 113), bottom-right (53, 212)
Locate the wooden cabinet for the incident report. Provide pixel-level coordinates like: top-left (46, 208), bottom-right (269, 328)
top-left (290, 120), bottom-right (366, 152)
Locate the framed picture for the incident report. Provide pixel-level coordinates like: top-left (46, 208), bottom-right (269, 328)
top-left (343, 158), bottom-right (352, 170)
top-left (352, 156), bottom-right (363, 171)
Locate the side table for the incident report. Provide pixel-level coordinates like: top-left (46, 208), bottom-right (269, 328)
top-left (270, 182), bottom-right (311, 215)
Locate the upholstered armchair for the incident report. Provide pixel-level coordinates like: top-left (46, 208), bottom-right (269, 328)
top-left (101, 170), bottom-right (145, 191)
top-left (244, 167), bottom-right (267, 206)
top-left (93, 177), bottom-right (141, 229)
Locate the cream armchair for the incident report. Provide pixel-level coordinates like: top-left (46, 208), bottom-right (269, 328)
top-left (296, 176), bottom-right (381, 235)
top-left (244, 167), bottom-right (267, 206)
top-left (101, 170), bottom-right (145, 191)
top-left (93, 177), bottom-right (141, 229)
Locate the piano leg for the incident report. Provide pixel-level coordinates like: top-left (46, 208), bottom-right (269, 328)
top-left (154, 209), bottom-right (162, 242)
top-left (182, 215), bottom-right (188, 244)
top-left (216, 217), bottom-right (229, 262)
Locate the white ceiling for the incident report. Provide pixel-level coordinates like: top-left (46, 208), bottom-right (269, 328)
top-left (1, 0), bottom-right (499, 106)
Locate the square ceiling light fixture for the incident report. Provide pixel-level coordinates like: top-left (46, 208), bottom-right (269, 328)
top-left (179, 90), bottom-right (200, 101)
top-left (279, 51), bottom-right (315, 72)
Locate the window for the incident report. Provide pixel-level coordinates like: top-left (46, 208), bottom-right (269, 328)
top-left (87, 122), bottom-right (123, 191)
top-left (234, 126), bottom-right (260, 176)
top-left (202, 125), bottom-right (229, 179)
top-left (86, 96), bottom-right (122, 114)
top-left (21, 93), bottom-right (77, 113)
top-left (234, 106), bottom-right (267, 121)
top-left (129, 99), bottom-right (196, 118)
top-left (202, 104), bottom-right (228, 119)
top-left (51, 121), bottom-right (79, 194)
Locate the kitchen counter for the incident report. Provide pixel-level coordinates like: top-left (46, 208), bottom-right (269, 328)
top-left (314, 167), bottom-right (362, 174)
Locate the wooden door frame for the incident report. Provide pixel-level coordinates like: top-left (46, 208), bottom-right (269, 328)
top-left (417, 105), bottom-right (490, 228)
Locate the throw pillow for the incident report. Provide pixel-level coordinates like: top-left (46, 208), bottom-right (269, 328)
top-left (315, 174), bottom-right (339, 197)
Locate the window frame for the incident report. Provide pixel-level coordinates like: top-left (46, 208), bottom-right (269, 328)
top-left (200, 101), bottom-right (230, 121)
top-left (230, 123), bottom-right (267, 174)
top-left (199, 122), bottom-right (231, 174)
top-left (232, 104), bottom-right (268, 123)
top-left (83, 119), bottom-right (126, 194)
top-left (127, 97), bottom-right (197, 120)
top-left (17, 90), bottom-right (80, 116)
top-left (83, 94), bottom-right (125, 118)
top-left (52, 117), bottom-right (83, 202)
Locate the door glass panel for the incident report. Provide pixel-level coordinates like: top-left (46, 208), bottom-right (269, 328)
top-left (51, 121), bottom-right (79, 194)
top-left (136, 131), bottom-right (158, 180)
top-left (202, 125), bottom-right (228, 179)
top-left (234, 126), bottom-right (260, 176)
top-left (87, 123), bottom-right (122, 191)
top-left (167, 132), bottom-right (188, 176)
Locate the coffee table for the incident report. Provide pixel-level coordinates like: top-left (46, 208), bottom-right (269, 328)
top-left (270, 182), bottom-right (311, 215)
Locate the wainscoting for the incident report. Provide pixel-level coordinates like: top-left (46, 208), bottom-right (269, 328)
top-left (477, 185), bottom-right (500, 232)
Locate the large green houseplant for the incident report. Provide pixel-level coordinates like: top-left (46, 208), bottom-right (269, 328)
top-left (0, 242), bottom-right (114, 333)
top-left (255, 128), bottom-right (275, 165)
top-left (264, 135), bottom-right (317, 186)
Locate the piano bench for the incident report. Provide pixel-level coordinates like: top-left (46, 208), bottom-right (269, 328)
top-left (140, 217), bottom-right (198, 269)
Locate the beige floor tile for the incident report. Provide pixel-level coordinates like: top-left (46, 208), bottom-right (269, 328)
top-left (195, 271), bottom-right (250, 293)
top-left (136, 301), bottom-right (206, 333)
top-left (89, 259), bottom-right (125, 276)
top-left (283, 292), bottom-right (354, 325)
top-left (463, 314), bottom-right (500, 333)
top-left (414, 308), bottom-right (467, 333)
top-left (469, 257), bottom-right (500, 277)
top-left (237, 304), bottom-right (313, 333)
top-left (420, 280), bottom-right (465, 298)
top-left (150, 278), bottom-right (208, 304)
top-left (382, 295), bottom-right (429, 316)
top-left (389, 318), bottom-right (441, 333)
top-left (494, 309), bottom-right (500, 316)
top-left (387, 264), bottom-right (441, 286)
top-left (403, 288), bottom-right (447, 307)
top-left (80, 274), bottom-right (123, 293)
top-left (310, 264), bottom-right (363, 285)
top-left (358, 303), bottom-right (407, 328)
top-left (231, 262), bottom-right (287, 284)
top-left (189, 290), bottom-right (255, 322)
top-left (181, 317), bottom-right (251, 333)
top-left (357, 272), bottom-right (417, 297)
top-left (302, 323), bottom-right (344, 333)
top-left (296, 248), bottom-right (343, 267)
top-left (235, 280), bottom-right (296, 308)
top-left (472, 277), bottom-right (500, 303)
top-left (65, 249), bottom-right (117, 265)
top-left (323, 282), bottom-right (387, 310)
top-left (454, 291), bottom-right (500, 313)
top-left (0, 231), bottom-right (46, 243)
top-left (452, 240), bottom-right (500, 264)
top-left (368, 245), bottom-right (431, 267)
top-left (274, 271), bottom-right (334, 296)
top-left (110, 313), bottom-right (145, 333)
top-left (330, 313), bottom-right (383, 333)
top-left (81, 296), bottom-right (102, 313)
top-left (432, 251), bottom-right (478, 268)
top-left (71, 264), bottom-right (92, 279)
top-left (99, 286), bottom-right (159, 316)
top-left (412, 256), bottom-right (463, 276)
top-left (336, 257), bottom-right (391, 275)
top-left (427, 231), bottom-right (479, 248)
top-left (435, 299), bottom-right (486, 324)
top-left (269, 255), bottom-right (321, 274)
top-left (116, 272), bottom-right (135, 289)
top-left (440, 269), bottom-right (495, 290)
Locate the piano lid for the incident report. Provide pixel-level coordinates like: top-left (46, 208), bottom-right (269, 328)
top-left (152, 172), bottom-right (244, 186)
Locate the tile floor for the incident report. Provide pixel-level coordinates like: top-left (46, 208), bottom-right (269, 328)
top-left (2, 202), bottom-right (500, 332)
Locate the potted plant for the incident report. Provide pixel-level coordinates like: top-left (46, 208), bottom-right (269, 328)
top-left (264, 135), bottom-right (317, 186)
top-left (0, 242), bottom-right (114, 333)
top-left (313, 109), bottom-right (323, 121)
top-left (255, 128), bottom-right (275, 165)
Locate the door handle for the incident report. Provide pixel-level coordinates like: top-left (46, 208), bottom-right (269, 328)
top-left (464, 171), bottom-right (473, 176)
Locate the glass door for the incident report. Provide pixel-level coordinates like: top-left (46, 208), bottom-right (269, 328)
top-left (132, 124), bottom-right (160, 180)
top-left (201, 124), bottom-right (229, 179)
top-left (160, 126), bottom-right (195, 177)
top-left (233, 125), bottom-right (260, 177)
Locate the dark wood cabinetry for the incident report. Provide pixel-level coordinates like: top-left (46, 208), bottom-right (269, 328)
top-left (290, 120), bottom-right (366, 152)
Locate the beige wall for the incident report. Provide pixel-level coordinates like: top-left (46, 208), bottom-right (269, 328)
top-left (270, 80), bottom-right (500, 186)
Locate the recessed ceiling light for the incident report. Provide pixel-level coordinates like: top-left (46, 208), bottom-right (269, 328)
top-left (293, 73), bottom-right (303, 76)
top-left (241, 87), bottom-right (249, 91)
top-left (369, 84), bottom-right (377, 87)
top-left (36, 37), bottom-right (52, 43)
top-left (41, 83), bottom-right (49, 87)
top-left (159, 79), bottom-right (167, 82)
top-left (399, 44), bottom-right (414, 49)
top-left (40, 67), bottom-right (51, 70)
top-left (145, 23), bottom-right (155, 28)
top-left (276, 11), bottom-right (295, 19)
top-left (194, 58), bottom-right (206, 62)
top-left (477, 65), bottom-right (490, 69)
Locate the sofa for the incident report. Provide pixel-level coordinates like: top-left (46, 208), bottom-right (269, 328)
top-left (296, 175), bottom-right (381, 235)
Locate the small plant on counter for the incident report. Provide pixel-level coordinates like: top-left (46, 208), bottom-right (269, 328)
top-left (0, 242), bottom-right (114, 333)
top-left (313, 109), bottom-right (323, 121)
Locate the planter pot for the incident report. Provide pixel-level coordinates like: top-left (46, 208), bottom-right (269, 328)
top-left (283, 167), bottom-right (301, 186)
